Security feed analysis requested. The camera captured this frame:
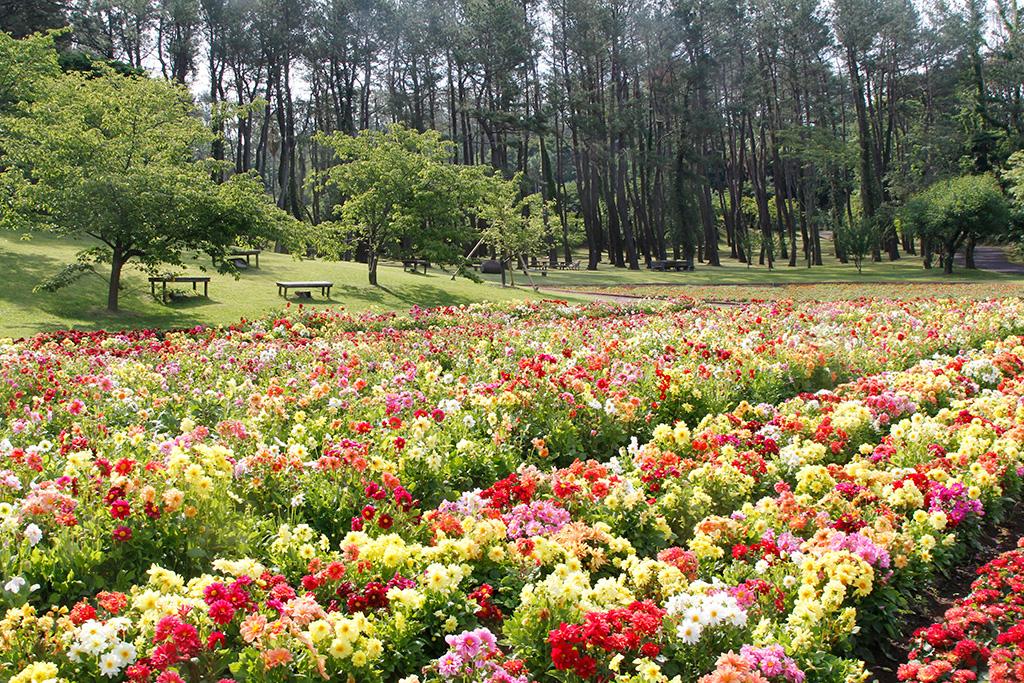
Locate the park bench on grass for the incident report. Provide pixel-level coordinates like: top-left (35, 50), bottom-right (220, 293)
top-left (276, 281), bottom-right (333, 299)
top-left (150, 275), bottom-right (211, 304)
top-left (553, 259), bottom-right (582, 271)
top-left (214, 248), bottom-right (262, 269)
top-left (649, 259), bottom-right (686, 272)
top-left (402, 259), bottom-right (430, 274)
top-left (229, 248), bottom-right (261, 268)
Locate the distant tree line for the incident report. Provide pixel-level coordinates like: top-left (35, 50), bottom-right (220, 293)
top-left (4, 0), bottom-right (1024, 272)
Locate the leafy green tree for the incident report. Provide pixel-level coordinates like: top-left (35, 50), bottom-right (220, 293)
top-left (899, 174), bottom-right (1010, 274)
top-left (312, 124), bottom-right (479, 285)
top-left (476, 172), bottom-right (550, 287)
top-left (836, 216), bottom-right (879, 274)
top-left (0, 30), bottom-right (61, 112)
top-left (1007, 152), bottom-right (1024, 206)
top-left (0, 57), bottom-right (290, 311)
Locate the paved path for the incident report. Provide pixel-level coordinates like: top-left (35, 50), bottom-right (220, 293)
top-left (955, 245), bottom-right (1024, 274)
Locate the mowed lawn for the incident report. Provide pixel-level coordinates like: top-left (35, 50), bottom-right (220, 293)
top-left (4, 233), bottom-right (1024, 337)
top-left (0, 234), bottom-right (546, 338)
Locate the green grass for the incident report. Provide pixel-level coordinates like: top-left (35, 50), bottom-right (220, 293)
top-left (0, 234), bottom-right (553, 338)
top-left (484, 249), bottom-right (1024, 288)
top-left (4, 233), bottom-right (1024, 337)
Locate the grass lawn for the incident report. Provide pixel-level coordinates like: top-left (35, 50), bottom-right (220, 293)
top-left (482, 249), bottom-right (1024, 288)
top-left (0, 234), bottom-right (551, 338)
top-left (4, 233), bottom-right (1024, 337)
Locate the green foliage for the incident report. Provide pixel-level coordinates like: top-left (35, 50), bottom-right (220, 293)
top-left (1007, 151), bottom-right (1024, 206)
top-left (475, 171), bottom-right (552, 285)
top-left (836, 217), bottom-right (878, 274)
top-left (0, 30), bottom-right (60, 111)
top-left (0, 39), bottom-right (292, 311)
top-left (899, 174), bottom-right (1010, 272)
top-left (312, 124), bottom-right (493, 285)
top-left (310, 121), bottom-right (554, 296)
top-left (56, 49), bottom-right (144, 77)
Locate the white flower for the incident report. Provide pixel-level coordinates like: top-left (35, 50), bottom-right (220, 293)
top-left (24, 523), bottom-right (42, 546)
top-left (676, 621), bottom-right (703, 644)
top-left (110, 641), bottom-right (136, 665)
top-left (81, 633), bottom-right (107, 656)
top-left (3, 576), bottom-right (25, 593)
top-left (98, 652), bottom-right (121, 677)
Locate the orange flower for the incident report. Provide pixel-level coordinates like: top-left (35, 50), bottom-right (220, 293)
top-left (262, 647), bottom-right (293, 669)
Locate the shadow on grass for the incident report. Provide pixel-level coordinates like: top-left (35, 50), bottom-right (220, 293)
top-left (0, 248), bottom-right (210, 336)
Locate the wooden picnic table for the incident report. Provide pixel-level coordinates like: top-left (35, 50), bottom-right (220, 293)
top-left (276, 281), bottom-right (333, 298)
top-left (402, 259), bottom-right (431, 274)
top-left (149, 276), bottom-right (211, 303)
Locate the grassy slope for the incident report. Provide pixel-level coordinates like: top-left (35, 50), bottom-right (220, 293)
top-left (0, 234), bottom-right (548, 338)
top-left (4, 233), bottom-right (1024, 337)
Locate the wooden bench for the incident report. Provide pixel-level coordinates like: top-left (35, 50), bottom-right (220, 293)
top-left (553, 260), bottom-right (582, 271)
top-left (149, 276), bottom-right (211, 303)
top-left (276, 281), bottom-right (333, 298)
top-left (649, 259), bottom-right (683, 272)
top-left (229, 248), bottom-right (261, 268)
top-left (522, 263), bottom-right (548, 277)
top-left (402, 259), bottom-right (430, 274)
top-left (214, 248), bottom-right (262, 268)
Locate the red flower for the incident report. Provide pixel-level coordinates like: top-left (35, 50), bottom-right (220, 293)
top-left (69, 600), bottom-right (96, 625)
top-left (110, 499), bottom-right (131, 519)
top-left (640, 642), bottom-right (661, 658)
top-left (96, 590), bottom-right (128, 614)
top-left (208, 599), bottom-right (235, 625)
top-left (112, 525), bottom-right (132, 542)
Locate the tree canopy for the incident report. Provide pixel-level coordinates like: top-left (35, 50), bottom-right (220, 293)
top-left (313, 125), bottom-right (484, 285)
top-left (3, 0), bottom-right (1024, 281)
top-left (899, 175), bottom-right (1010, 274)
top-left (0, 51), bottom-right (293, 311)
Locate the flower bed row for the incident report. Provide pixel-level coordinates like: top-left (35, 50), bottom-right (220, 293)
top-left (5, 317), bottom-right (1024, 681)
top-left (898, 538), bottom-right (1024, 683)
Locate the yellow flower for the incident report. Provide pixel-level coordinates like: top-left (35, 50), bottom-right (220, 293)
top-left (365, 638), bottom-right (383, 660)
top-left (308, 619), bottom-right (331, 643)
top-left (329, 638), bottom-right (353, 659)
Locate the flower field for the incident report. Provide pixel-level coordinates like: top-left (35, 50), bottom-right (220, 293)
top-left (4, 298), bottom-right (1024, 682)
